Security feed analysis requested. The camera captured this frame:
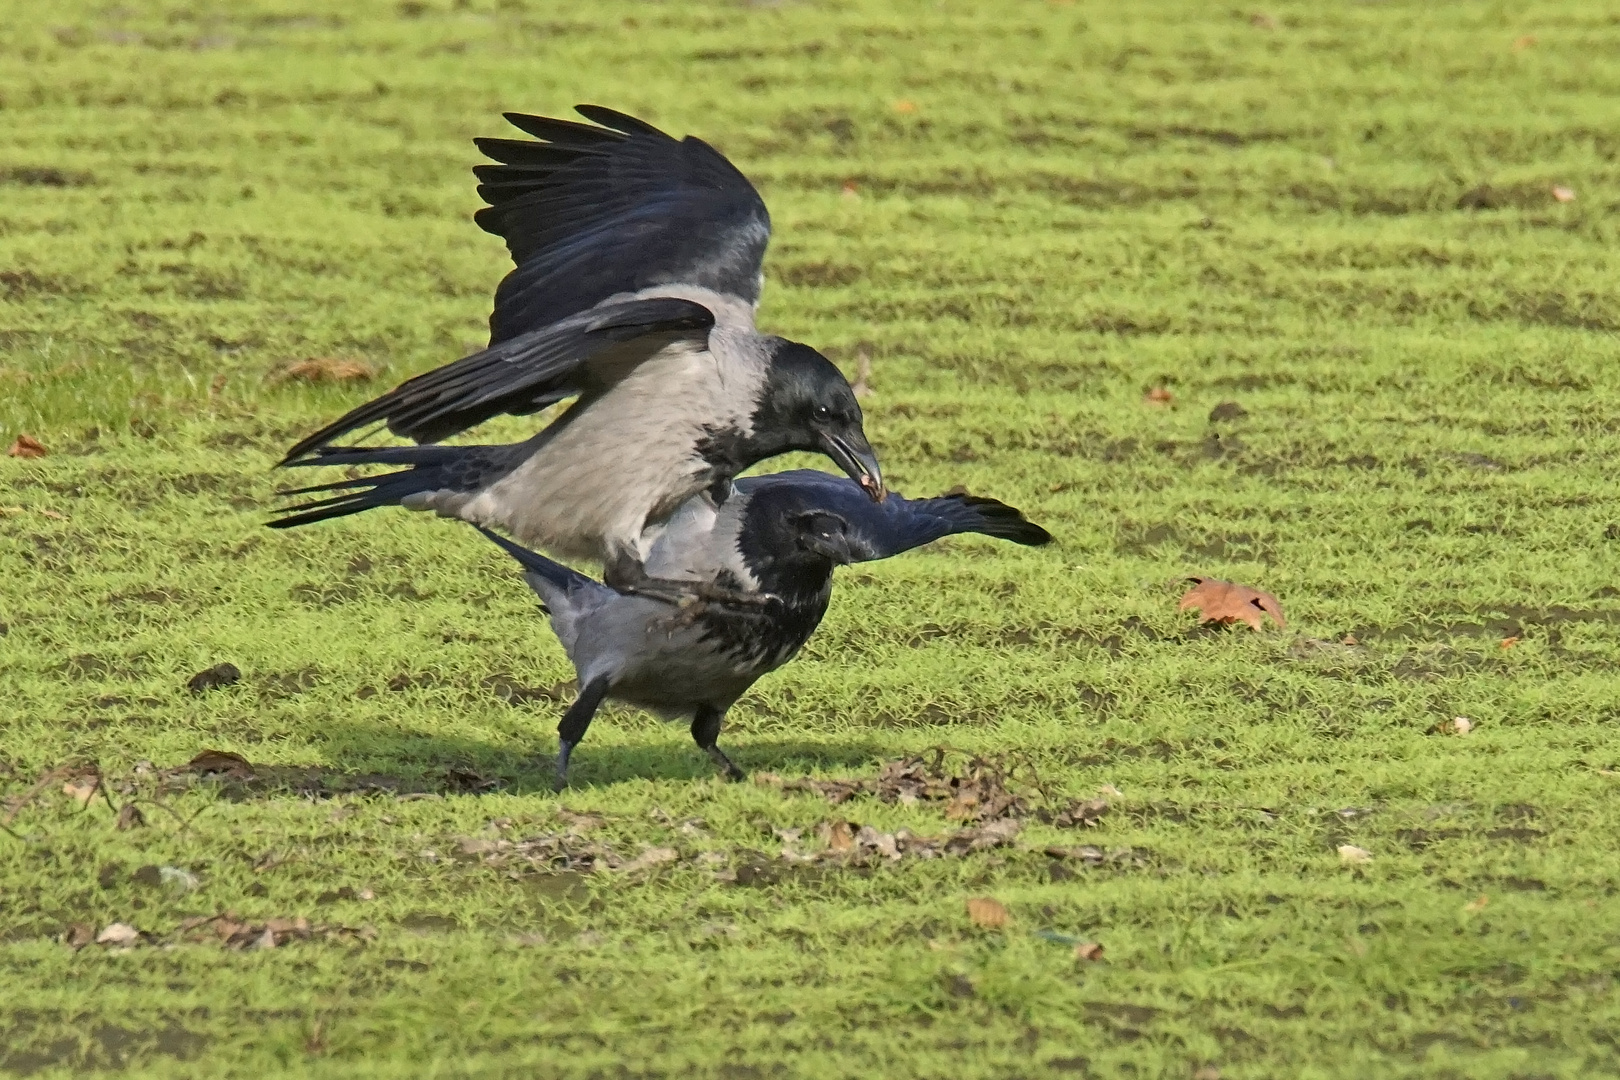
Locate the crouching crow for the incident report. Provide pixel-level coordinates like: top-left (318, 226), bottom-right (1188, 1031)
top-left (478, 470), bottom-right (1052, 788)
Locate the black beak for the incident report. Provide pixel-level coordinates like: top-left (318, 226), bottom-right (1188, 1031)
top-left (821, 430), bottom-right (885, 502)
top-left (804, 531), bottom-right (855, 565)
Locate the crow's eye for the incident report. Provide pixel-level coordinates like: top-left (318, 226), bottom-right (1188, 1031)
top-left (812, 404), bottom-right (832, 422)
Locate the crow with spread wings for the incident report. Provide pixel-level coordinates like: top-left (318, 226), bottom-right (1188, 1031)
top-left (272, 107), bottom-right (883, 603)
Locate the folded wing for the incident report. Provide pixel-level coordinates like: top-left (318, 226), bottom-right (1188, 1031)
top-left (280, 296), bottom-right (712, 463)
top-left (475, 105), bottom-right (772, 344)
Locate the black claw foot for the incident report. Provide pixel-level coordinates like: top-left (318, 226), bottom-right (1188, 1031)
top-left (553, 739), bottom-right (576, 792)
top-left (705, 745), bottom-right (746, 782)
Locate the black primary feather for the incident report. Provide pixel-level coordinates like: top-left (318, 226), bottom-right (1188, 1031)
top-left (473, 105), bottom-right (772, 345)
top-left (268, 444), bottom-right (529, 529)
top-left (278, 296), bottom-right (712, 463)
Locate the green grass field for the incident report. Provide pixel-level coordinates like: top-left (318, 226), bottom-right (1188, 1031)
top-left (4, 1), bottom-right (1620, 1076)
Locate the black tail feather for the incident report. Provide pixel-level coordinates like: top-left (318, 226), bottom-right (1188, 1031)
top-left (266, 443), bottom-right (523, 531)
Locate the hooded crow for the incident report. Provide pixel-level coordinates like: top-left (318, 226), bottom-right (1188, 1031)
top-left (477, 470), bottom-right (1052, 788)
top-left (273, 107), bottom-right (882, 599)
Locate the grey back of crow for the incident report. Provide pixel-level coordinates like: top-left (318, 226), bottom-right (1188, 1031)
top-left (477, 470), bottom-right (1053, 787)
top-left (274, 108), bottom-right (883, 590)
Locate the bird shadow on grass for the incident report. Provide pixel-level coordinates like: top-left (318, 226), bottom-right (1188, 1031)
top-left (203, 720), bottom-right (891, 800)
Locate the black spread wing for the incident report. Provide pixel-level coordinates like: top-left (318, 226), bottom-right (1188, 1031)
top-left (279, 297), bottom-right (712, 464)
top-left (735, 470), bottom-right (1054, 559)
top-left (474, 105), bottom-right (771, 344)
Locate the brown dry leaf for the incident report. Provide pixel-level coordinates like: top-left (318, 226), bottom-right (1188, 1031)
top-left (63, 774), bottom-right (100, 808)
top-left (840, 179), bottom-right (859, 200)
top-left (893, 99), bottom-right (918, 114)
top-left (1337, 844), bottom-right (1372, 865)
top-left (822, 820), bottom-right (856, 853)
top-left (187, 748), bottom-right (254, 779)
top-left (1249, 12), bottom-right (1277, 29)
top-left (619, 846), bottom-right (678, 873)
top-left (1073, 941), bottom-right (1104, 962)
top-left (1178, 577), bottom-right (1286, 631)
top-left (1193, 1068), bottom-right (1221, 1080)
top-left (63, 923), bottom-right (95, 949)
top-left (1500, 635), bottom-right (1520, 649)
top-left (1042, 797), bottom-right (1109, 828)
top-left (1464, 894), bottom-right (1489, 913)
top-left (1144, 386), bottom-right (1173, 405)
top-left (115, 802), bottom-right (146, 831)
top-left (965, 896), bottom-right (1009, 929)
top-left (96, 922), bottom-right (140, 946)
top-left (850, 349), bottom-right (873, 399)
top-left (1512, 33), bottom-right (1537, 50)
top-left (270, 357), bottom-right (376, 384)
top-left (7, 435), bottom-right (46, 459)
top-left (1551, 185), bottom-right (1575, 203)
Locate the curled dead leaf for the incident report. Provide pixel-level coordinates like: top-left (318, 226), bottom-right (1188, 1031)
top-left (1464, 894), bottom-right (1489, 913)
top-left (115, 802), bottom-right (146, 831)
top-left (63, 774), bottom-right (100, 808)
top-left (821, 820), bottom-right (856, 853)
top-left (965, 896), bottom-right (1009, 929)
top-left (893, 99), bottom-right (918, 114)
top-left (270, 357), bottom-right (376, 385)
top-left (1178, 577), bottom-right (1286, 631)
top-left (618, 846), bottom-right (677, 873)
top-left (1073, 941), bottom-right (1104, 962)
top-left (1144, 386), bottom-right (1173, 405)
top-left (840, 179), bottom-right (859, 200)
top-left (187, 748), bottom-right (254, 779)
top-left (851, 349), bottom-right (872, 399)
top-left (96, 922), bottom-right (140, 946)
top-left (7, 435), bottom-right (46, 459)
top-left (1551, 184), bottom-right (1575, 203)
top-left (1500, 636), bottom-right (1520, 649)
top-left (1512, 33), bottom-right (1537, 50)
top-left (1337, 844), bottom-right (1372, 865)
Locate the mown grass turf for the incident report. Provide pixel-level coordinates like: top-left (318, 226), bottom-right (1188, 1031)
top-left (4, 1), bottom-right (1620, 1076)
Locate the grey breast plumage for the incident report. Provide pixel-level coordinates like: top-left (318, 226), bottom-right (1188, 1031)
top-left (272, 107), bottom-right (884, 578)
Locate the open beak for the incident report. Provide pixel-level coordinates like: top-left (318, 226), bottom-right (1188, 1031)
top-left (822, 431), bottom-right (885, 502)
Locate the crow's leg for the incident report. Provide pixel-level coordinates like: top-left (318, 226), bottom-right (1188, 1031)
top-left (691, 705), bottom-right (745, 781)
top-left (555, 677), bottom-right (611, 791)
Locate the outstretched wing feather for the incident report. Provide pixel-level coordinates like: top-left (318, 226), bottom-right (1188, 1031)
top-left (473, 106), bottom-right (771, 344)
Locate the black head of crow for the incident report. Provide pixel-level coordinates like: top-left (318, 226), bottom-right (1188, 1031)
top-left (473, 470), bottom-right (1053, 788)
top-left (269, 105), bottom-right (885, 600)
top-left (725, 339), bottom-right (882, 501)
